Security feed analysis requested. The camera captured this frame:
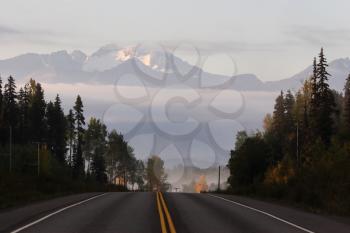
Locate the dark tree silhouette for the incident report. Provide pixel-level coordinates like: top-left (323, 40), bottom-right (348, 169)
top-left (66, 109), bottom-right (75, 167)
top-left (0, 76), bottom-right (4, 143)
top-left (85, 118), bottom-right (108, 183)
top-left (17, 85), bottom-right (30, 143)
top-left (28, 80), bottom-right (46, 142)
top-left (72, 95), bottom-right (85, 178)
top-left (46, 95), bottom-right (67, 163)
top-left (0, 76), bottom-right (3, 123)
top-left (343, 74), bottom-right (350, 137)
top-left (316, 48), bottom-right (335, 145)
top-left (3, 76), bottom-right (18, 135)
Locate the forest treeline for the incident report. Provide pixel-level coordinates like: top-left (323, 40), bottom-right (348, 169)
top-left (0, 77), bottom-right (168, 208)
top-left (227, 48), bottom-right (350, 215)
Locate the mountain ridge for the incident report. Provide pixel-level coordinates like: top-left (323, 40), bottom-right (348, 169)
top-left (0, 45), bottom-right (349, 92)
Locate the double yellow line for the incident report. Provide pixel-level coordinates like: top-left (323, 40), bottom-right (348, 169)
top-left (156, 192), bottom-right (177, 233)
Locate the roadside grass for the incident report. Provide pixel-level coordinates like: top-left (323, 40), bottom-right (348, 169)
top-left (0, 172), bottom-right (127, 210)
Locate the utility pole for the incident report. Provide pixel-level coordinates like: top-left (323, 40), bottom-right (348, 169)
top-left (9, 126), bottom-right (12, 172)
top-left (218, 166), bottom-right (221, 191)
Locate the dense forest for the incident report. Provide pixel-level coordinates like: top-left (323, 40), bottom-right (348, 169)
top-left (227, 48), bottom-right (350, 215)
top-left (0, 77), bottom-right (168, 208)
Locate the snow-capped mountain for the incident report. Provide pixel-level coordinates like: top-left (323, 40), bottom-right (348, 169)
top-left (0, 44), bottom-right (199, 84)
top-left (0, 44), bottom-right (349, 92)
top-left (81, 44), bottom-right (193, 74)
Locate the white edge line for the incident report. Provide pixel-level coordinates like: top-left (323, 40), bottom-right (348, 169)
top-left (11, 193), bottom-right (108, 233)
top-left (208, 194), bottom-right (315, 233)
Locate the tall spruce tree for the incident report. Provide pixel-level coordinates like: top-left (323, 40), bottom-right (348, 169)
top-left (270, 91), bottom-right (286, 161)
top-left (47, 95), bottom-right (67, 163)
top-left (296, 80), bottom-right (312, 152)
top-left (28, 81), bottom-right (46, 142)
top-left (316, 48), bottom-right (335, 145)
top-left (272, 91), bottom-right (286, 134)
top-left (343, 74), bottom-right (350, 137)
top-left (284, 90), bottom-right (296, 156)
top-left (284, 90), bottom-right (295, 133)
top-left (67, 109), bottom-right (75, 167)
top-left (73, 95), bottom-right (85, 178)
top-left (3, 76), bottom-right (17, 124)
top-left (53, 95), bottom-right (67, 163)
top-left (3, 76), bottom-right (18, 143)
top-left (18, 86), bottom-right (30, 143)
top-left (46, 101), bottom-right (56, 151)
top-left (309, 57), bottom-right (319, 137)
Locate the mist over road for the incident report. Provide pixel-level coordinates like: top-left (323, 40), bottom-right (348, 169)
top-left (1, 192), bottom-right (349, 233)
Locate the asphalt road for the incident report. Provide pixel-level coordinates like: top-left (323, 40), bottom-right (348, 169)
top-left (1, 192), bottom-right (349, 233)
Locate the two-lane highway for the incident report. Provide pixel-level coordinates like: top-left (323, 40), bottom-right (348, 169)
top-left (1, 192), bottom-right (349, 233)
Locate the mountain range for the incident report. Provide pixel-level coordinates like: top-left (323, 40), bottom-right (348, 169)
top-left (0, 44), bottom-right (349, 92)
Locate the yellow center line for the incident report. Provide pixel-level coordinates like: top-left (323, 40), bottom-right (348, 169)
top-left (157, 192), bottom-right (168, 233)
top-left (159, 192), bottom-right (177, 233)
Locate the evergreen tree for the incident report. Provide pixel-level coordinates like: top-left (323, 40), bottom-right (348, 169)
top-left (28, 81), bottom-right (46, 142)
top-left (311, 57), bottom-right (318, 95)
top-left (66, 109), bottom-right (75, 167)
top-left (316, 48), bottom-right (335, 145)
top-left (268, 91), bottom-right (286, 162)
top-left (272, 91), bottom-right (286, 133)
top-left (317, 48), bottom-right (330, 94)
top-left (284, 89), bottom-right (295, 134)
top-left (47, 95), bottom-right (67, 163)
top-left (17, 85), bottom-right (30, 143)
top-left (227, 135), bottom-right (270, 187)
top-left (54, 95), bottom-right (67, 163)
top-left (294, 80), bottom-right (312, 155)
top-left (46, 101), bottom-right (55, 150)
top-left (342, 74), bottom-right (350, 137)
top-left (3, 76), bottom-right (18, 132)
top-left (284, 90), bottom-right (296, 157)
top-left (72, 95), bottom-right (85, 178)
top-left (309, 57), bottom-right (319, 137)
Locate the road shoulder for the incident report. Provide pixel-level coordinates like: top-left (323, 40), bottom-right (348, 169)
top-left (210, 194), bottom-right (350, 233)
top-left (0, 192), bottom-right (104, 233)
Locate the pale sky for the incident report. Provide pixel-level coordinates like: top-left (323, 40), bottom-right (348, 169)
top-left (1, 0), bottom-right (350, 81)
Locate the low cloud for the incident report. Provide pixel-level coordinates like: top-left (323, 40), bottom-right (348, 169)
top-left (0, 25), bottom-right (21, 35)
top-left (160, 40), bottom-right (281, 56)
top-left (0, 24), bottom-right (79, 51)
top-left (286, 25), bottom-right (350, 46)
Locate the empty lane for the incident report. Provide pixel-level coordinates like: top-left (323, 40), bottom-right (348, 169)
top-left (2, 192), bottom-right (350, 233)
